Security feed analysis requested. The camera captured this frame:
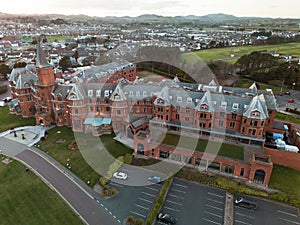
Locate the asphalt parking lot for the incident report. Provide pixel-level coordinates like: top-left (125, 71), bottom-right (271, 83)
top-left (234, 194), bottom-right (300, 225)
top-left (155, 178), bottom-right (226, 225)
top-left (102, 168), bottom-right (163, 223)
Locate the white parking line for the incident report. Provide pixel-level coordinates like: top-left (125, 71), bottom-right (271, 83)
top-left (166, 199), bottom-right (183, 206)
top-left (110, 182), bottom-right (124, 188)
top-left (130, 211), bottom-right (146, 218)
top-left (202, 218), bottom-right (221, 225)
top-left (236, 212), bottom-right (255, 219)
top-left (205, 204), bottom-right (223, 211)
top-left (208, 192), bottom-right (224, 198)
top-left (235, 219), bottom-right (252, 225)
top-left (173, 183), bottom-right (188, 188)
top-left (145, 186), bottom-right (159, 192)
top-left (141, 191), bottom-right (156, 197)
top-left (204, 210), bottom-right (222, 218)
top-left (163, 206), bottom-right (180, 212)
top-left (172, 188), bottom-right (186, 193)
top-left (168, 194), bottom-right (184, 200)
top-left (135, 204), bottom-right (150, 210)
top-left (207, 198), bottom-right (223, 204)
top-left (278, 210), bottom-right (298, 217)
top-left (280, 218), bottom-right (300, 225)
top-left (138, 197), bottom-right (152, 203)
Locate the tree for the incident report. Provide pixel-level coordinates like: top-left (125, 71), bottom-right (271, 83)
top-left (134, 219), bottom-right (144, 225)
top-left (0, 64), bottom-right (12, 78)
top-left (13, 61), bottom-right (27, 68)
top-left (126, 216), bottom-right (135, 225)
top-left (59, 56), bottom-right (72, 72)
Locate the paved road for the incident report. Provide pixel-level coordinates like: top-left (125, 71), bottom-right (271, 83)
top-left (0, 137), bottom-right (120, 225)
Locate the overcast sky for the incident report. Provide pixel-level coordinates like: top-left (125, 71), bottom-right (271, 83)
top-left (2, 0), bottom-right (300, 18)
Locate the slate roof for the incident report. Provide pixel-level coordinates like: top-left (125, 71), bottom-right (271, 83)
top-left (52, 85), bottom-right (72, 97)
top-left (36, 44), bottom-right (52, 68)
top-left (15, 73), bottom-right (38, 89)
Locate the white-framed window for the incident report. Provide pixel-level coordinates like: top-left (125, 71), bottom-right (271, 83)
top-left (88, 90), bottom-right (93, 97)
top-left (96, 90), bottom-right (101, 97)
top-left (187, 97), bottom-right (192, 103)
top-left (221, 101), bottom-right (227, 108)
top-left (104, 90), bottom-right (109, 97)
top-left (136, 91), bottom-right (140, 97)
top-left (129, 91), bottom-right (133, 96)
top-left (232, 103), bottom-right (239, 109)
top-left (143, 91), bottom-right (147, 97)
top-left (177, 96), bottom-right (182, 102)
top-left (114, 95), bottom-right (120, 100)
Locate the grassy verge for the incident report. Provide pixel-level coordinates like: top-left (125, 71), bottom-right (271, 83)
top-left (37, 127), bottom-right (133, 187)
top-left (0, 160), bottom-right (84, 225)
top-left (276, 112), bottom-right (300, 125)
top-left (146, 177), bottom-right (173, 225)
top-left (160, 133), bottom-right (244, 160)
top-left (0, 106), bottom-right (36, 132)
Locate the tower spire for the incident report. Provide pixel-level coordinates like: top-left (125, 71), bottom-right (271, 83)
top-left (36, 44), bottom-right (51, 68)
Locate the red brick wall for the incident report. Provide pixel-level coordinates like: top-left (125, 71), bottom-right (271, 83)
top-left (264, 147), bottom-right (300, 171)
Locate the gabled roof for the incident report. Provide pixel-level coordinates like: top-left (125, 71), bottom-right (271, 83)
top-left (68, 83), bottom-right (86, 100)
top-left (249, 82), bottom-right (258, 94)
top-left (153, 86), bottom-right (171, 106)
top-left (15, 73), bottom-right (37, 89)
top-left (195, 91), bottom-right (214, 112)
top-left (110, 83), bottom-right (127, 101)
top-left (243, 95), bottom-right (268, 119)
top-left (36, 44), bottom-right (52, 68)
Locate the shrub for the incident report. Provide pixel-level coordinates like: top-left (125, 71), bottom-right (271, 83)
top-left (124, 153), bottom-right (133, 164)
top-left (99, 176), bottom-right (108, 186)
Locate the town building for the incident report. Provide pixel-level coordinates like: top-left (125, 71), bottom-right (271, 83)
top-left (8, 45), bottom-right (283, 185)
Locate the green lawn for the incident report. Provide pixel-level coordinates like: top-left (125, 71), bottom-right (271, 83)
top-left (161, 133), bottom-right (244, 160)
top-left (0, 160), bottom-right (83, 225)
top-left (276, 112), bottom-right (300, 125)
top-left (38, 127), bottom-right (133, 187)
top-left (0, 106), bottom-right (36, 133)
top-left (269, 164), bottom-right (300, 198)
top-left (182, 42), bottom-right (300, 62)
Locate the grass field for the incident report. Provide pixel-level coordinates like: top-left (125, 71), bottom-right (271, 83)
top-left (0, 106), bottom-right (36, 133)
top-left (0, 160), bottom-right (83, 225)
top-left (269, 164), bottom-right (300, 198)
top-left (38, 126), bottom-right (133, 187)
top-left (182, 42), bottom-right (300, 62)
top-left (161, 133), bottom-right (244, 160)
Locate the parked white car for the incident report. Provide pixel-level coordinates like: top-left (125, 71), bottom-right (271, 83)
top-left (113, 171), bottom-right (128, 180)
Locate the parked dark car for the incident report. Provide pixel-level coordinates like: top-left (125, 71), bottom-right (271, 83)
top-left (285, 91), bottom-right (291, 95)
top-left (157, 213), bottom-right (176, 224)
top-left (234, 197), bottom-right (257, 210)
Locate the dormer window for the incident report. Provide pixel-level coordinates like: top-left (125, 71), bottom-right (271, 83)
top-left (251, 111), bottom-right (260, 117)
top-left (187, 97), bottom-right (192, 103)
top-left (200, 104), bottom-right (208, 110)
top-left (177, 96), bottom-right (182, 102)
top-left (232, 103), bottom-right (239, 109)
top-left (143, 91), bottom-right (147, 97)
top-left (136, 91), bottom-right (140, 97)
top-left (158, 98), bottom-right (164, 104)
top-left (88, 90), bottom-right (93, 97)
top-left (129, 91), bottom-right (133, 96)
top-left (96, 90), bottom-right (101, 97)
top-left (221, 101), bottom-right (227, 108)
top-left (104, 90), bottom-right (109, 97)
top-left (114, 94), bottom-right (120, 100)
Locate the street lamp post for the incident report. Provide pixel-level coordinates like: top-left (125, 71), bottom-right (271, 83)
top-left (292, 82), bottom-right (296, 90)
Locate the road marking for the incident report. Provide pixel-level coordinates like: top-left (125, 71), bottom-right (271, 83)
top-left (113, 215), bottom-right (116, 219)
top-left (204, 210), bottom-right (222, 218)
top-left (166, 199), bottom-right (183, 205)
top-left (138, 197), bottom-right (152, 203)
top-left (207, 198), bottom-right (223, 204)
top-left (173, 183), bottom-right (188, 188)
top-left (236, 212), bottom-right (255, 219)
top-left (202, 218), bottom-right (221, 225)
top-left (109, 211), bottom-right (112, 215)
top-left (280, 218), bottom-right (300, 225)
top-left (168, 194), bottom-right (184, 200)
top-left (235, 219), bottom-right (252, 225)
top-left (278, 210), bottom-right (298, 217)
top-left (130, 211), bottom-right (146, 218)
top-left (135, 204), bottom-right (150, 210)
top-left (208, 192), bottom-right (224, 198)
top-left (145, 186), bottom-right (159, 192)
top-left (117, 219), bottom-right (121, 223)
top-left (163, 206), bottom-right (180, 212)
top-left (105, 207), bottom-right (108, 211)
top-left (110, 182), bottom-right (124, 188)
top-left (141, 192), bottom-right (156, 197)
top-left (205, 204), bottom-right (223, 211)
top-left (172, 188), bottom-right (186, 194)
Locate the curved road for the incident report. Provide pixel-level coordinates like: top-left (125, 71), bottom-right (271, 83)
top-left (0, 137), bottom-right (120, 225)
